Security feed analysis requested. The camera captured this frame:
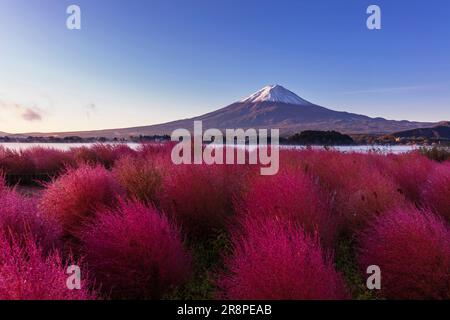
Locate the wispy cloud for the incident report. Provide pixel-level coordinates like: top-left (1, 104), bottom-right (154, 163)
top-left (341, 84), bottom-right (444, 95)
top-left (21, 107), bottom-right (43, 121)
top-left (0, 98), bottom-right (45, 122)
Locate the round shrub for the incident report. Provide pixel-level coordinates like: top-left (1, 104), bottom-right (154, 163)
top-left (137, 142), bottom-right (175, 159)
top-left (358, 207), bottom-right (450, 299)
top-left (39, 165), bottom-right (123, 239)
top-left (387, 152), bottom-right (434, 203)
top-left (0, 147), bottom-right (33, 176)
top-left (70, 144), bottom-right (135, 169)
top-left (341, 168), bottom-right (407, 233)
top-left (0, 174), bottom-right (6, 194)
top-left (159, 164), bottom-right (235, 237)
top-left (298, 150), bottom-right (356, 192)
top-left (421, 163), bottom-right (450, 222)
top-left (237, 169), bottom-right (335, 246)
top-left (217, 217), bottom-right (348, 300)
top-left (302, 151), bottom-right (408, 234)
top-left (0, 232), bottom-right (96, 300)
top-left (81, 201), bottom-right (192, 299)
top-left (113, 155), bottom-right (163, 205)
top-left (23, 147), bottom-right (75, 175)
top-left (0, 187), bottom-right (61, 252)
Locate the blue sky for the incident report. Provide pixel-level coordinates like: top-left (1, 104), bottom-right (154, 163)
top-left (0, 0), bottom-right (449, 133)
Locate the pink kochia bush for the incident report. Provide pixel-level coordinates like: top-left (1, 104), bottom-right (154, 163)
top-left (300, 151), bottom-right (407, 234)
top-left (22, 147), bottom-right (75, 175)
top-left (358, 207), bottom-right (450, 299)
top-left (81, 201), bottom-right (192, 299)
top-left (39, 165), bottom-right (123, 239)
top-left (0, 174), bottom-right (7, 194)
top-left (0, 233), bottom-right (96, 300)
top-left (341, 168), bottom-right (407, 233)
top-left (217, 217), bottom-right (348, 300)
top-left (159, 164), bottom-right (235, 237)
top-left (0, 147), bottom-right (35, 176)
top-left (237, 169), bottom-right (335, 246)
top-left (113, 155), bottom-right (163, 205)
top-left (0, 186), bottom-right (61, 252)
top-left (387, 152), bottom-right (434, 203)
top-left (0, 146), bottom-right (74, 176)
top-left (421, 163), bottom-right (450, 222)
top-left (70, 144), bottom-right (135, 169)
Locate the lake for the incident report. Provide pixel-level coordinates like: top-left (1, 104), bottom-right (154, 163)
top-left (0, 142), bottom-right (419, 154)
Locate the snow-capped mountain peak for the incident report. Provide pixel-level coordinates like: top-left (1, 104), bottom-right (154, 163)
top-left (240, 85), bottom-right (314, 106)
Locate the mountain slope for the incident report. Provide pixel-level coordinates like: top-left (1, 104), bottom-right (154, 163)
top-left (392, 122), bottom-right (450, 139)
top-left (10, 85), bottom-right (436, 138)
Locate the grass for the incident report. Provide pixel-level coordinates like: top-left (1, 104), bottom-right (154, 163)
top-left (419, 146), bottom-right (450, 162)
top-left (334, 236), bottom-right (380, 300)
top-left (165, 229), bottom-right (232, 300)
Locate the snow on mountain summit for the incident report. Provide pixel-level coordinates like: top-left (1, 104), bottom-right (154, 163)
top-left (240, 85), bottom-right (314, 106)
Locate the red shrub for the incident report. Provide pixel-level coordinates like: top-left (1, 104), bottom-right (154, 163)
top-left (111, 143), bottom-right (137, 158)
top-left (159, 164), bottom-right (237, 237)
top-left (387, 152), bottom-right (434, 203)
top-left (296, 150), bottom-right (356, 191)
top-left (81, 201), bottom-right (192, 299)
top-left (0, 147), bottom-right (33, 176)
top-left (113, 155), bottom-right (163, 205)
top-left (0, 174), bottom-right (6, 194)
top-left (137, 142), bottom-right (175, 159)
top-left (340, 168), bottom-right (407, 233)
top-left (278, 148), bottom-right (309, 170)
top-left (358, 207), bottom-right (450, 299)
top-left (237, 168), bottom-right (335, 246)
top-left (0, 187), bottom-right (61, 252)
top-left (217, 217), bottom-right (348, 300)
top-left (71, 144), bottom-right (135, 169)
top-left (22, 147), bottom-right (75, 175)
top-left (0, 233), bottom-right (96, 300)
top-left (300, 151), bottom-right (407, 234)
top-left (0, 147), bottom-right (75, 178)
top-left (39, 165), bottom-right (123, 239)
top-left (421, 163), bottom-right (450, 222)
top-left (70, 147), bottom-right (96, 165)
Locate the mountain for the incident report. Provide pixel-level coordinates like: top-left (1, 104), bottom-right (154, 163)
top-left (241, 84), bottom-right (315, 105)
top-left (190, 85), bottom-right (434, 135)
top-left (9, 85), bottom-right (436, 138)
top-left (392, 121), bottom-right (450, 140)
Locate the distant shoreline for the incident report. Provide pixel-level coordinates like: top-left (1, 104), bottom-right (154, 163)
top-left (2, 128), bottom-right (449, 147)
top-left (0, 141), bottom-right (442, 152)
